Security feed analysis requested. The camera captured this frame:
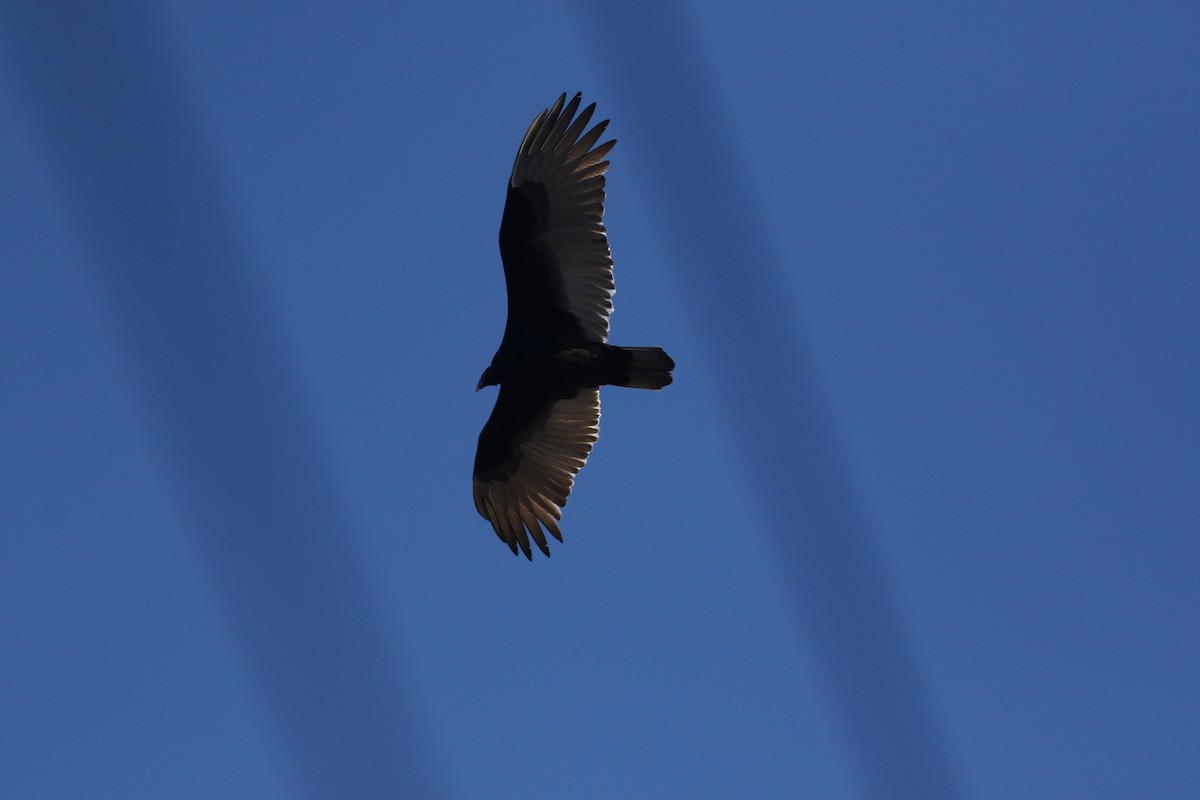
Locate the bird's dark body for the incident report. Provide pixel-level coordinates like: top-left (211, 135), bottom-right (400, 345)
top-left (477, 338), bottom-right (671, 482)
top-left (485, 338), bottom-right (644, 389)
top-left (473, 93), bottom-right (673, 559)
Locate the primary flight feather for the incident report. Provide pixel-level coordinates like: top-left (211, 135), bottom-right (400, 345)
top-left (473, 93), bottom-right (675, 559)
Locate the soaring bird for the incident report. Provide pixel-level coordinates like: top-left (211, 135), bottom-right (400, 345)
top-left (473, 93), bottom-right (674, 559)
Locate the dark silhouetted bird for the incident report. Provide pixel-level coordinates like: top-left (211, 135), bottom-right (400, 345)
top-left (474, 93), bottom-right (674, 559)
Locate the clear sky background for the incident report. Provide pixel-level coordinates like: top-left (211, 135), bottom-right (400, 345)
top-left (2, 2), bottom-right (1197, 798)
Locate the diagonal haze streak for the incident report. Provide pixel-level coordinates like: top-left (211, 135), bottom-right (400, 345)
top-left (0, 3), bottom-right (445, 797)
top-left (574, 2), bottom-right (969, 798)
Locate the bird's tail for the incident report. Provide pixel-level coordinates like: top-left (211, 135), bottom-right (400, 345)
top-left (614, 346), bottom-right (675, 390)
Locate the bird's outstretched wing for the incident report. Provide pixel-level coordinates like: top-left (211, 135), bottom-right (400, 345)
top-left (499, 93), bottom-right (616, 344)
top-left (473, 385), bottom-right (600, 559)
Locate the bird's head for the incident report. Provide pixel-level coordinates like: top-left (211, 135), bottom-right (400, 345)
top-left (475, 366), bottom-right (497, 392)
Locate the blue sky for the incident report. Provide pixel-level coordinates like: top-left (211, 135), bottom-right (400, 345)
top-left (2, 1), bottom-right (1197, 798)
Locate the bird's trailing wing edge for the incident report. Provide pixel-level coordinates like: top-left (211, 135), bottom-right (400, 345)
top-left (473, 385), bottom-right (601, 559)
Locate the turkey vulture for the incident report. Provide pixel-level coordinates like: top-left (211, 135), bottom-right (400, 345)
top-left (473, 93), bottom-right (674, 559)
